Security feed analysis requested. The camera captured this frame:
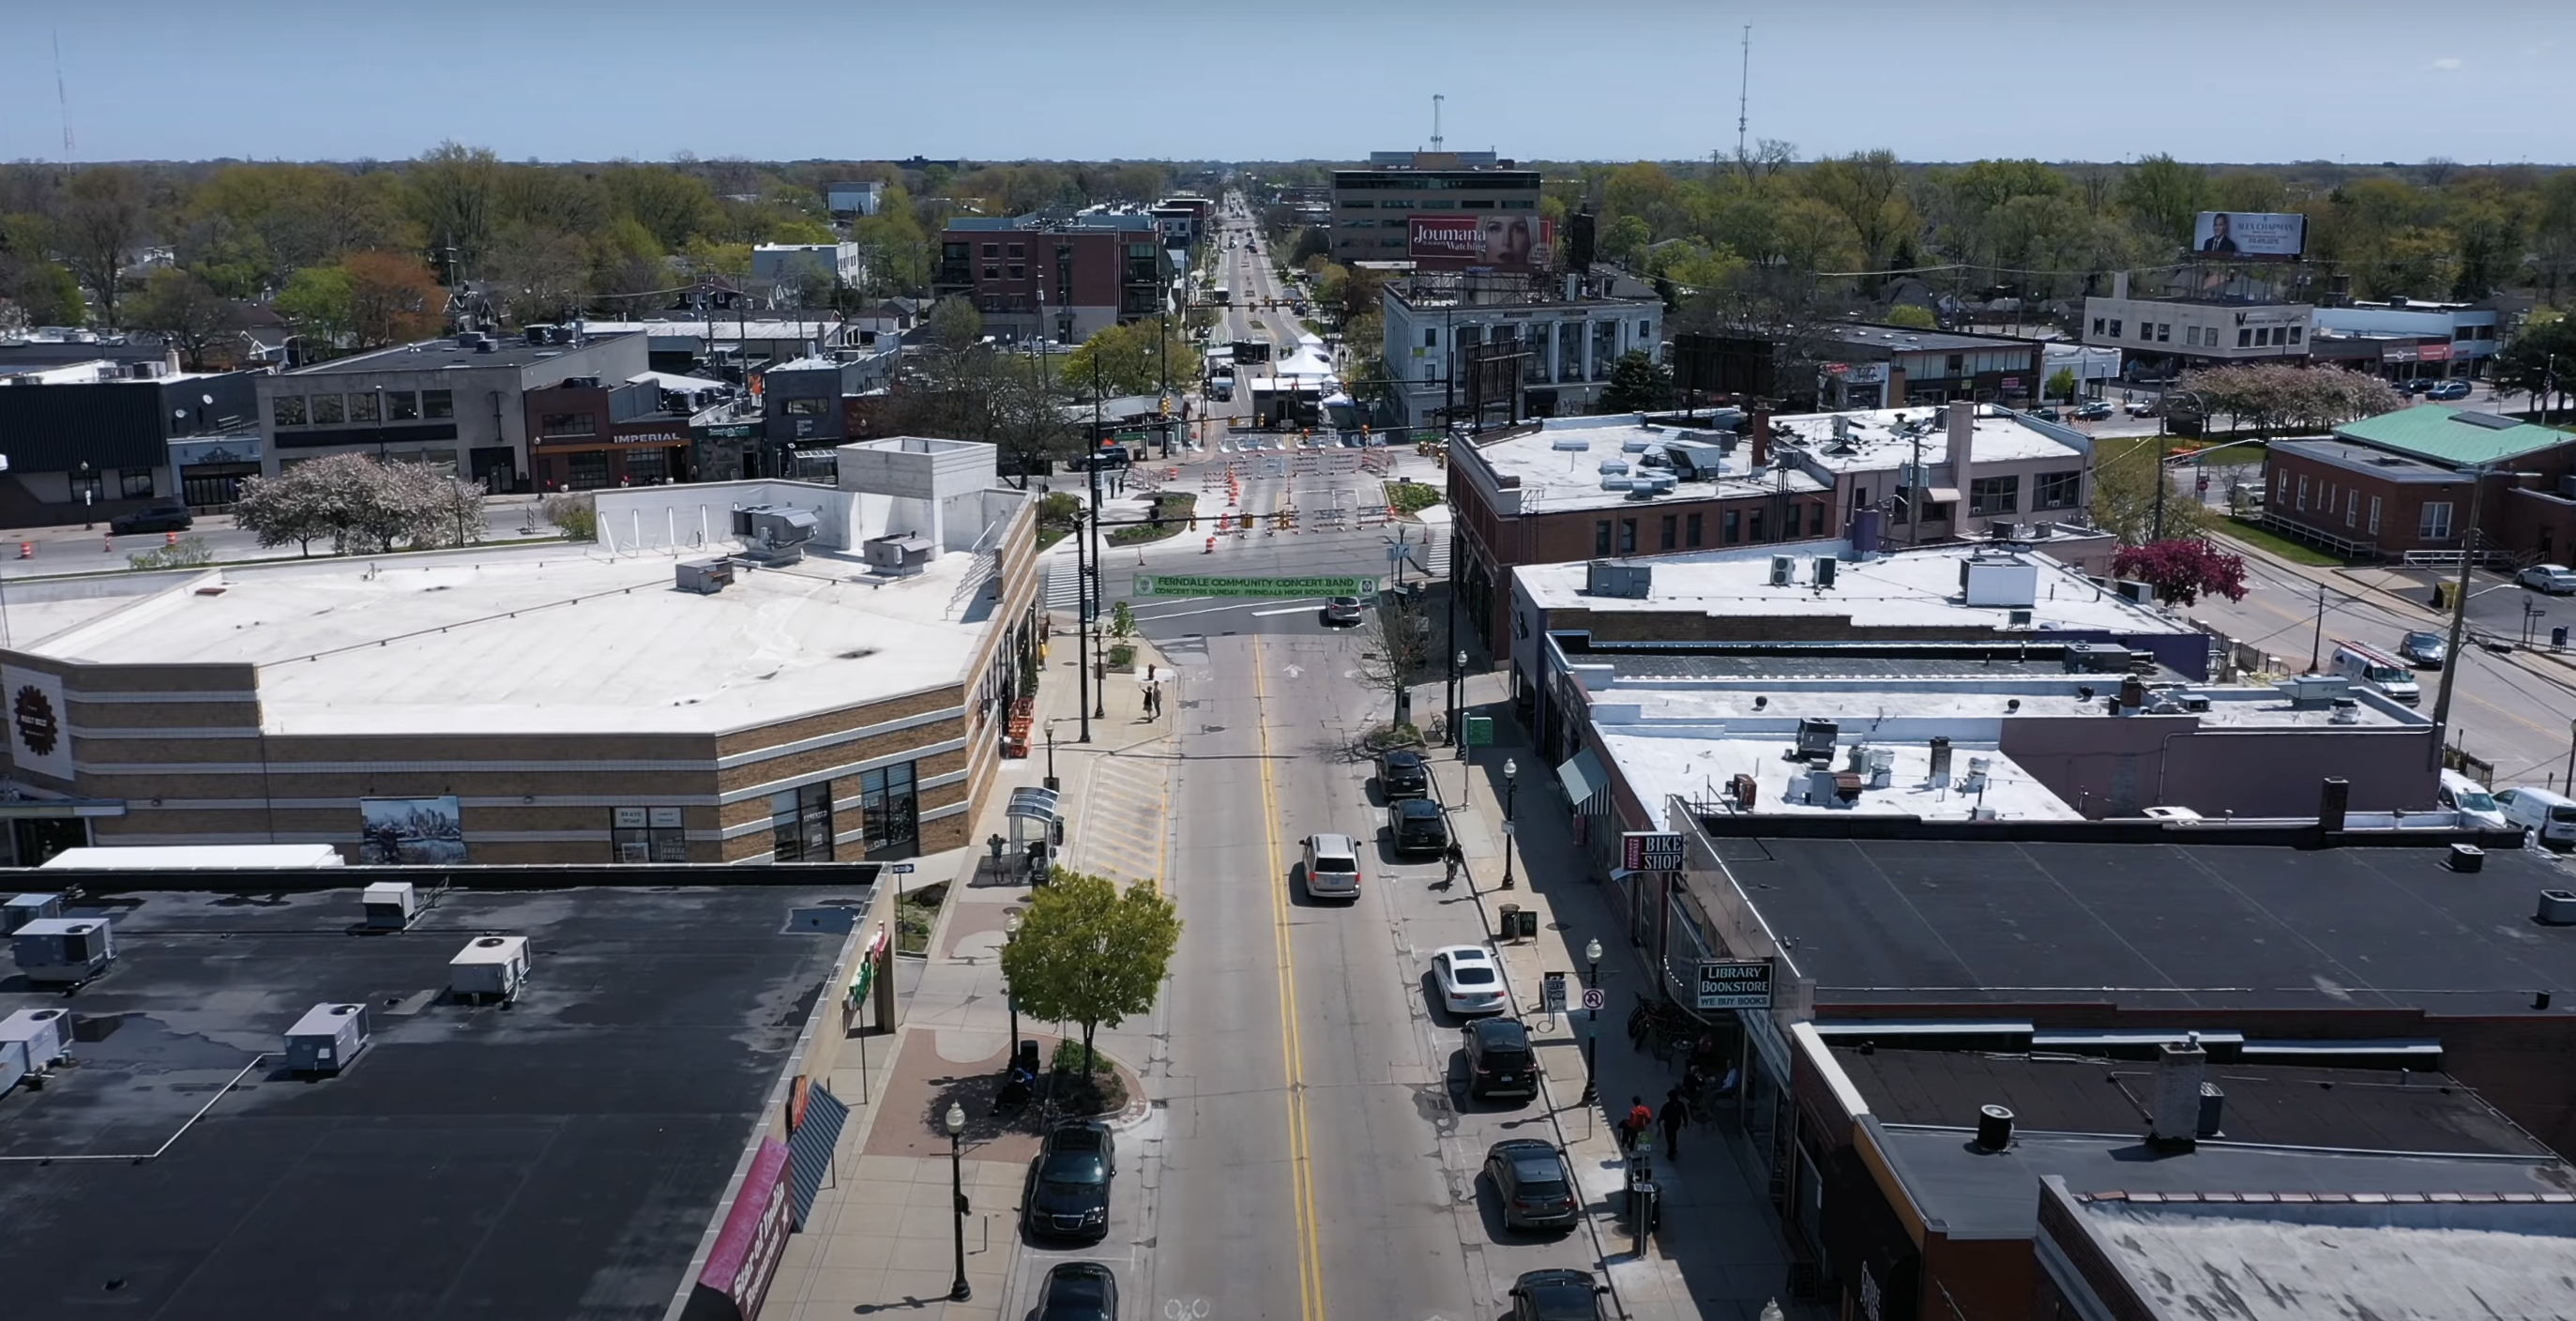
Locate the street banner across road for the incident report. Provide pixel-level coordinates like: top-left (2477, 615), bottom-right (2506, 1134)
top-left (1132, 574), bottom-right (1381, 598)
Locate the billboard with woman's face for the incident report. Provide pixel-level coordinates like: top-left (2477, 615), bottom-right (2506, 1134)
top-left (1408, 215), bottom-right (1556, 273)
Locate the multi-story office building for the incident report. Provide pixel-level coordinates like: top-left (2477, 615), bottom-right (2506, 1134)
top-left (934, 212), bottom-right (1171, 344)
top-left (1330, 152), bottom-right (1543, 266)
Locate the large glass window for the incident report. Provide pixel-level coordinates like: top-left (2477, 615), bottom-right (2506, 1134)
top-left (611, 807), bottom-right (688, 863)
top-left (567, 451), bottom-right (611, 489)
top-left (273, 395), bottom-right (307, 427)
top-left (423, 389), bottom-right (454, 418)
top-left (349, 391), bottom-right (381, 423)
top-left (2036, 470), bottom-right (2083, 509)
top-left (624, 449), bottom-right (670, 484)
top-left (861, 763), bottom-right (919, 858)
top-left (1970, 475), bottom-right (2021, 516)
top-left (2420, 502), bottom-right (2453, 540)
top-left (771, 782), bottom-right (834, 862)
top-left (119, 468), bottom-right (154, 498)
top-left (539, 412), bottom-right (597, 438)
top-left (386, 390), bottom-right (420, 421)
top-left (311, 393), bottom-right (344, 425)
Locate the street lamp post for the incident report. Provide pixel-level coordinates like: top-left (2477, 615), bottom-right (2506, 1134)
top-left (1004, 910), bottom-right (1023, 1063)
top-left (1501, 758), bottom-right (1520, 889)
top-left (1451, 649), bottom-right (1467, 758)
top-left (1582, 937), bottom-right (1603, 1106)
top-left (944, 1102), bottom-right (972, 1302)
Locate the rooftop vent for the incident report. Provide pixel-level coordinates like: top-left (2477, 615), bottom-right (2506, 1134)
top-left (863, 532), bottom-right (935, 577)
top-left (1598, 459), bottom-right (1629, 476)
top-left (360, 881), bottom-right (417, 932)
top-left (2538, 889), bottom-right (2576, 925)
top-left (450, 934), bottom-right (533, 1004)
top-left (2, 892), bottom-right (61, 935)
top-left (283, 1003), bottom-right (370, 1075)
top-left (2449, 411), bottom-right (2520, 431)
top-left (733, 504), bottom-right (818, 567)
top-left (675, 559), bottom-right (735, 595)
top-left (1975, 1104), bottom-right (2014, 1151)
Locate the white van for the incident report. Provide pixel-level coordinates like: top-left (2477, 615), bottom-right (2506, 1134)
top-left (2493, 785), bottom-right (2576, 848)
top-left (2330, 641), bottom-right (2421, 705)
top-left (2436, 769), bottom-right (2508, 830)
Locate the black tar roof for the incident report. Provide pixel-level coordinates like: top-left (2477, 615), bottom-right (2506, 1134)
top-left (0, 884), bottom-right (866, 1321)
top-left (1714, 838), bottom-right (2576, 1013)
top-left (1833, 1049), bottom-right (2548, 1157)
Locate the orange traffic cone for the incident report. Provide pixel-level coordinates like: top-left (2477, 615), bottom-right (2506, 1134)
top-left (102, 534), bottom-right (114, 554)
top-left (1205, 537), bottom-right (1216, 554)
top-left (165, 530), bottom-right (179, 548)
top-left (16, 541), bottom-right (29, 559)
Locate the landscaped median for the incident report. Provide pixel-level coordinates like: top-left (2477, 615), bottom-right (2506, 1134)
top-left (1383, 477), bottom-right (1442, 517)
top-left (1107, 491), bottom-right (1196, 545)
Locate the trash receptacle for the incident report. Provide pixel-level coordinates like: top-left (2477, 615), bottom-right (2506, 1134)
top-left (1497, 903), bottom-right (1521, 939)
top-left (2553, 626), bottom-right (2568, 650)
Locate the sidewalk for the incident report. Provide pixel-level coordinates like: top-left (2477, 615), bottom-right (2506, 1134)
top-left (763, 618), bottom-right (1176, 1321)
top-left (1427, 669), bottom-right (1824, 1321)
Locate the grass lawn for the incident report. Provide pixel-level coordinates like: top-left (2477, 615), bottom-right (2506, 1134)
top-left (2214, 515), bottom-right (2341, 567)
top-left (1108, 492), bottom-right (1197, 545)
top-left (1383, 478), bottom-right (1442, 516)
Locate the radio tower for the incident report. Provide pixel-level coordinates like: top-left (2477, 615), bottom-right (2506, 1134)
top-left (53, 33), bottom-right (74, 157)
top-left (1431, 93), bottom-right (1444, 153)
top-left (1735, 26), bottom-right (1750, 162)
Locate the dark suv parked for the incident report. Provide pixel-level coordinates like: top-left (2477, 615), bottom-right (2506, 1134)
top-left (110, 500), bottom-right (193, 535)
top-left (1462, 1016), bottom-right (1539, 1102)
top-left (1022, 1120), bottom-right (1115, 1242)
top-left (1389, 798), bottom-right (1448, 857)
top-left (1377, 748), bottom-right (1429, 799)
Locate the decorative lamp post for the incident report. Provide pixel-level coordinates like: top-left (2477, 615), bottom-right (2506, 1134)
top-left (1501, 758), bottom-right (1520, 889)
top-left (1583, 937), bottom-right (1604, 1105)
top-left (944, 1101), bottom-right (972, 1301)
top-left (1452, 649), bottom-right (1469, 757)
top-left (1004, 910), bottom-right (1023, 1064)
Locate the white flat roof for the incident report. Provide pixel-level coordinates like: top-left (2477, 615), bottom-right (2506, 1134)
top-left (1519, 542), bottom-right (2184, 635)
top-left (1769, 404), bottom-right (2086, 474)
top-left (1598, 732), bottom-right (2080, 821)
top-left (42, 844), bottom-right (345, 869)
top-left (1581, 679), bottom-right (2420, 732)
top-left (24, 544), bottom-right (1001, 736)
top-left (1468, 414), bottom-right (1827, 514)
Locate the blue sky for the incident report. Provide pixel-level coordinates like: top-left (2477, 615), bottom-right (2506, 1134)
top-left (6, 0), bottom-right (2570, 166)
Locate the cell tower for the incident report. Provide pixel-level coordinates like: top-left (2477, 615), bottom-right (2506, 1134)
top-left (53, 33), bottom-right (74, 157)
top-left (1432, 93), bottom-right (1444, 153)
top-left (1735, 26), bottom-right (1750, 162)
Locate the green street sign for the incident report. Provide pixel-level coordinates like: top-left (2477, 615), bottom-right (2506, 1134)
top-left (1463, 715), bottom-right (1496, 747)
top-left (1132, 574), bottom-right (1380, 599)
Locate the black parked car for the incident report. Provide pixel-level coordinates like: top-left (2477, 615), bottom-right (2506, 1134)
top-left (1484, 1139), bottom-right (1580, 1232)
top-left (1509, 1268), bottom-right (1608, 1321)
top-left (1034, 1262), bottom-right (1120, 1321)
top-left (1377, 748), bottom-right (1429, 799)
top-left (110, 500), bottom-right (193, 535)
top-left (1389, 797), bottom-right (1448, 857)
top-left (1022, 1120), bottom-right (1115, 1242)
top-left (1462, 1016), bottom-right (1539, 1102)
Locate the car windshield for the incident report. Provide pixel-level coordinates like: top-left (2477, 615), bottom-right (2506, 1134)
top-left (1041, 1153), bottom-right (1107, 1184)
top-left (2366, 665), bottom-right (2408, 682)
top-left (2405, 632), bottom-right (2441, 648)
top-left (2460, 790), bottom-right (2498, 812)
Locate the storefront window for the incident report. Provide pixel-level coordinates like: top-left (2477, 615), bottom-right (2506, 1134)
top-left (568, 452), bottom-right (611, 489)
top-left (861, 762), bottom-right (919, 858)
top-left (624, 449), bottom-right (670, 484)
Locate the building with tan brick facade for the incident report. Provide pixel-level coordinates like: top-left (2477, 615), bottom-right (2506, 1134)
top-left (0, 436), bottom-right (1038, 866)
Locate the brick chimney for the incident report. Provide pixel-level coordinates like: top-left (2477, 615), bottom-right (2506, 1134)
top-left (1947, 402), bottom-right (1976, 517)
top-left (1750, 410), bottom-right (1771, 469)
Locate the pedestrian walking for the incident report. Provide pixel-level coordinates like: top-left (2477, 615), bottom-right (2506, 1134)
top-left (1624, 1095), bottom-right (1653, 1152)
top-left (1659, 1090), bottom-right (1689, 1157)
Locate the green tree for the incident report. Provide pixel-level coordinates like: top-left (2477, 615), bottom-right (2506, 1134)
top-left (1598, 349), bottom-right (1674, 412)
top-left (1881, 304), bottom-right (1939, 330)
top-left (2089, 438), bottom-right (2211, 546)
top-left (127, 268), bottom-right (240, 370)
top-left (56, 166), bottom-right (148, 326)
top-left (410, 142), bottom-right (503, 271)
top-left (1062, 318), bottom-right (1200, 398)
top-left (926, 296), bottom-right (984, 351)
top-left (2492, 314), bottom-right (2576, 417)
top-left (486, 223), bottom-right (591, 325)
top-left (274, 265), bottom-right (356, 349)
top-left (2115, 155), bottom-right (2209, 248)
top-left (2046, 367), bottom-right (2078, 402)
top-left (1599, 214), bottom-right (1652, 268)
top-left (998, 872), bottom-right (1181, 1070)
top-left (1803, 149), bottom-right (1916, 272)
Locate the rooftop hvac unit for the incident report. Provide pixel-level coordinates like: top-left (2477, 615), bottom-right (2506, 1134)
top-left (2063, 642), bottom-right (2140, 674)
top-left (524, 325), bottom-right (556, 345)
top-left (283, 1003), bottom-right (370, 1075)
top-left (0, 1007), bottom-right (74, 1070)
top-left (361, 881), bottom-right (417, 931)
top-left (675, 558), bottom-right (735, 595)
top-left (1813, 556), bottom-right (1839, 589)
top-left (732, 504), bottom-right (819, 566)
top-left (455, 331), bottom-right (485, 349)
top-left (1795, 718), bottom-right (1840, 764)
top-left (0, 1037), bottom-right (23, 1096)
top-left (1586, 562), bottom-right (1654, 599)
top-left (449, 934), bottom-right (533, 1004)
top-left (1769, 554), bottom-right (1796, 587)
top-left (1599, 477), bottom-right (1635, 493)
top-left (863, 533), bottom-right (935, 577)
top-left (2114, 579), bottom-right (2155, 603)
top-left (12, 917), bottom-right (114, 987)
top-left (1620, 437), bottom-right (1651, 453)
top-left (3, 892), bottom-right (62, 934)
top-left (1598, 459), bottom-right (1630, 476)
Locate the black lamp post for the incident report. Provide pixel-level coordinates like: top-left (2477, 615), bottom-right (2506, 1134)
top-left (1452, 648), bottom-right (1468, 758)
top-left (1044, 720), bottom-right (1059, 791)
top-left (944, 1101), bottom-right (972, 1301)
top-left (1501, 757), bottom-right (1519, 889)
top-left (1582, 937), bottom-right (1603, 1105)
top-left (1004, 910), bottom-right (1023, 1063)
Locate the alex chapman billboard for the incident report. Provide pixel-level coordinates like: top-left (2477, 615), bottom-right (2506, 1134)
top-left (2194, 211), bottom-right (2307, 261)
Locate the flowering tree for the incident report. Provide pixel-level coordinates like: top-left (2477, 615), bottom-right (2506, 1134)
top-left (232, 453), bottom-right (487, 556)
top-left (2113, 539), bottom-right (2250, 606)
top-left (2173, 364), bottom-right (2402, 435)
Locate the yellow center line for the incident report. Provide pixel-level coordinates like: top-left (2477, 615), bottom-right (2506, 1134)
top-left (1253, 637), bottom-right (1325, 1321)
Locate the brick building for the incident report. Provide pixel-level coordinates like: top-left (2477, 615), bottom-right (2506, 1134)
top-left (934, 211), bottom-right (1170, 344)
top-left (2261, 404), bottom-right (2576, 560)
top-left (523, 375), bottom-right (695, 491)
top-left (0, 437), bottom-right (1037, 866)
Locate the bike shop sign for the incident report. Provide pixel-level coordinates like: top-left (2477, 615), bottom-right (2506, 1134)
top-left (1695, 959), bottom-right (1773, 1011)
top-left (1622, 831), bottom-right (1685, 872)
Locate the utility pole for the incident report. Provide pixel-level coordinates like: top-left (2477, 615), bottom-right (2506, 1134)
top-left (2308, 582), bottom-right (2326, 674)
top-left (2427, 464), bottom-right (2493, 751)
top-left (1075, 508), bottom-right (1092, 743)
top-left (2152, 448), bottom-right (2169, 541)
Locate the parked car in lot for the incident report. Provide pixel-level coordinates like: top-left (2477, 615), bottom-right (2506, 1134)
top-left (1376, 747), bottom-right (1428, 798)
top-left (110, 500), bottom-right (193, 535)
top-left (2495, 784), bottom-right (2576, 848)
top-left (2073, 401), bottom-right (2115, 420)
top-left (2426, 378), bottom-right (2473, 401)
top-left (1022, 1121), bottom-right (1115, 1243)
top-left (2521, 564), bottom-right (2576, 595)
top-left (1484, 1140), bottom-right (1580, 1233)
top-left (2397, 630), bottom-right (2447, 668)
top-left (1388, 797), bottom-right (1449, 856)
top-left (1033, 1262), bottom-right (1120, 1321)
top-left (2124, 398), bottom-right (2160, 417)
top-left (2438, 768), bottom-right (2508, 830)
top-left (1432, 945), bottom-right (1507, 1015)
top-left (1462, 1015), bottom-right (1539, 1101)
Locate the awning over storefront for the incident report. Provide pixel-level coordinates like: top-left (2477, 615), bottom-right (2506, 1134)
top-left (1556, 749), bottom-right (1607, 804)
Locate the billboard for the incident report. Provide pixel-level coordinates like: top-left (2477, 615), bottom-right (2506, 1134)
top-left (1407, 215), bottom-right (1556, 273)
top-left (360, 796), bottom-right (466, 865)
top-left (2193, 211), bottom-right (2306, 261)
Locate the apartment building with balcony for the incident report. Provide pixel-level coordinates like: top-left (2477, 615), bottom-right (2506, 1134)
top-left (934, 211), bottom-right (1170, 344)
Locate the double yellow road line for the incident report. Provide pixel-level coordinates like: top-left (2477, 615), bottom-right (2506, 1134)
top-left (1252, 641), bottom-right (1326, 1321)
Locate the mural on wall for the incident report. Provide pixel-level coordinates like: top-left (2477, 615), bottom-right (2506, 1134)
top-left (360, 796), bottom-right (466, 865)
